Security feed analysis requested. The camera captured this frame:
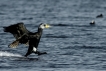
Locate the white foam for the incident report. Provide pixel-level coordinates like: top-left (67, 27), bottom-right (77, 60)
top-left (0, 51), bottom-right (22, 57)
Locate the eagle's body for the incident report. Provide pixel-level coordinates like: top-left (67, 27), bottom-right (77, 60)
top-left (3, 22), bottom-right (50, 57)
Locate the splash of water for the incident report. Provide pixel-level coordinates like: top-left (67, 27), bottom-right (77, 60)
top-left (0, 51), bottom-right (23, 57)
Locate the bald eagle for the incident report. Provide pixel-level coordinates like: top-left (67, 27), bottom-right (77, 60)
top-left (3, 22), bottom-right (50, 57)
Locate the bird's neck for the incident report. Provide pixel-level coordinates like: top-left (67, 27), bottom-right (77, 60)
top-left (38, 28), bottom-right (43, 35)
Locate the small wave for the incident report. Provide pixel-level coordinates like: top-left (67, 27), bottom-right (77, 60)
top-left (0, 51), bottom-right (22, 57)
top-left (0, 12), bottom-right (5, 15)
top-left (51, 24), bottom-right (70, 26)
top-left (45, 35), bottom-right (70, 38)
top-left (21, 17), bottom-right (33, 20)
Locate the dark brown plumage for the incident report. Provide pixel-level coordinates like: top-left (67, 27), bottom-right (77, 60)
top-left (3, 22), bottom-right (50, 57)
top-left (90, 20), bottom-right (95, 25)
top-left (96, 14), bottom-right (103, 18)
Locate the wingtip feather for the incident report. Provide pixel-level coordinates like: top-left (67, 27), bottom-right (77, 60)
top-left (9, 40), bottom-right (19, 48)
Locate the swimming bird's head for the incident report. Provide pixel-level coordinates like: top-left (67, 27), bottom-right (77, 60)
top-left (39, 23), bottom-right (51, 29)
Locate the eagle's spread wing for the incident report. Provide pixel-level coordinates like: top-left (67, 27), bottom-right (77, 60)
top-left (8, 33), bottom-right (30, 48)
top-left (8, 33), bottom-right (39, 48)
top-left (3, 22), bottom-right (31, 48)
top-left (9, 40), bottom-right (20, 48)
top-left (3, 22), bottom-right (30, 39)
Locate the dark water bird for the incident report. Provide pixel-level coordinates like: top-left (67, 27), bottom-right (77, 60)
top-left (90, 20), bottom-right (95, 25)
top-left (96, 14), bottom-right (103, 18)
top-left (3, 22), bottom-right (50, 57)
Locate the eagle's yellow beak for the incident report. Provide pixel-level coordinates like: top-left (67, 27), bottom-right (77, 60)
top-left (45, 24), bottom-right (51, 28)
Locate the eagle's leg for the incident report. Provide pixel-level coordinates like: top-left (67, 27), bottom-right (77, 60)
top-left (25, 46), bottom-right (33, 57)
top-left (34, 51), bottom-right (47, 55)
top-left (32, 46), bottom-right (47, 55)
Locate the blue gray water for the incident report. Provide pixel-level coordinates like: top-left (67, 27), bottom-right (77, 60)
top-left (0, 0), bottom-right (106, 71)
